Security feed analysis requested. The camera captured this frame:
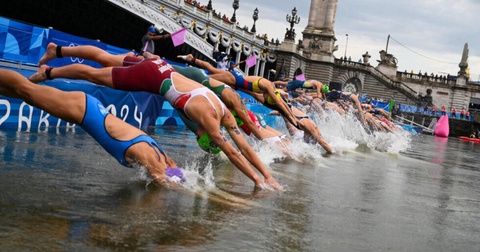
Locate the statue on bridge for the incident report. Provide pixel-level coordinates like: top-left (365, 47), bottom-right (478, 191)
top-left (378, 50), bottom-right (398, 67)
top-left (417, 88), bottom-right (434, 108)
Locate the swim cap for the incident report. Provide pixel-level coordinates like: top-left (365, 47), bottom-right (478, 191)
top-left (148, 26), bottom-right (156, 33)
top-left (165, 167), bottom-right (184, 181)
top-left (230, 61), bottom-right (236, 66)
top-left (321, 85), bottom-right (329, 94)
top-left (197, 133), bottom-right (222, 154)
top-left (230, 110), bottom-right (244, 126)
top-left (267, 89), bottom-right (282, 104)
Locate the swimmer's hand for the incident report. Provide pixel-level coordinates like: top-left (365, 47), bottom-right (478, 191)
top-left (152, 174), bottom-right (178, 188)
top-left (258, 177), bottom-right (284, 191)
top-left (322, 150), bottom-right (338, 157)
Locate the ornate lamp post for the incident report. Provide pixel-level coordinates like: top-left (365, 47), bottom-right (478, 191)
top-left (344, 34), bottom-right (349, 59)
top-left (285, 7), bottom-right (300, 40)
top-left (231, 0), bottom-right (239, 23)
top-left (251, 8), bottom-right (259, 33)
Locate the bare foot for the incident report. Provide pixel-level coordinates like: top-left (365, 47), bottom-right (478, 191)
top-left (28, 65), bottom-right (49, 83)
top-left (38, 42), bottom-right (58, 66)
top-left (142, 51), bottom-right (160, 60)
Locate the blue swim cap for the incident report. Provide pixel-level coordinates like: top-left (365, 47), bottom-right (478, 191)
top-left (230, 61), bottom-right (236, 66)
top-left (148, 26), bottom-right (156, 33)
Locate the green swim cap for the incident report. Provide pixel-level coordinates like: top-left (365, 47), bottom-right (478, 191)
top-left (321, 85), bottom-right (329, 94)
top-left (230, 110), bottom-right (244, 126)
top-left (197, 133), bottom-right (222, 154)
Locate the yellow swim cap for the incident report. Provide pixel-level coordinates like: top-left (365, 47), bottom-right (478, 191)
top-left (267, 89), bottom-right (282, 104)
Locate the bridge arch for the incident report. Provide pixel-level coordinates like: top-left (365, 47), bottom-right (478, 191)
top-left (338, 70), bottom-right (365, 93)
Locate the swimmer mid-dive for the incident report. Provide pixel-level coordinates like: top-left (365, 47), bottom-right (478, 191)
top-left (170, 64), bottom-right (295, 158)
top-left (0, 68), bottom-right (182, 187)
top-left (177, 54), bottom-right (301, 129)
top-left (38, 42), bottom-right (220, 154)
top-left (247, 89), bottom-right (335, 154)
top-left (30, 43), bottom-right (283, 191)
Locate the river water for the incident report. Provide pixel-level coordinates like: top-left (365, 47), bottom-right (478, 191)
top-left (0, 120), bottom-right (479, 251)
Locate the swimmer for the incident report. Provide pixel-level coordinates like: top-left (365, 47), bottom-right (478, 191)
top-left (177, 54), bottom-right (300, 129)
top-left (37, 42), bottom-right (218, 153)
top-left (30, 46), bottom-right (282, 190)
top-left (0, 68), bottom-right (181, 187)
top-left (325, 89), bottom-right (366, 124)
top-left (170, 65), bottom-right (294, 157)
top-left (274, 79), bottom-right (328, 100)
top-left (248, 90), bottom-right (335, 154)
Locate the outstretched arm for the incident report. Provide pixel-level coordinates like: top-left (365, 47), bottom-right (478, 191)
top-left (232, 102), bottom-right (264, 140)
top-left (222, 113), bottom-right (283, 190)
top-left (177, 54), bottom-right (223, 74)
top-left (350, 93), bottom-right (366, 124)
top-left (266, 86), bottom-right (299, 127)
top-left (273, 80), bottom-right (288, 87)
top-left (150, 33), bottom-right (171, 41)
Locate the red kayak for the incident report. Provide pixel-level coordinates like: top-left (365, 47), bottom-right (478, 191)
top-left (459, 136), bottom-right (480, 143)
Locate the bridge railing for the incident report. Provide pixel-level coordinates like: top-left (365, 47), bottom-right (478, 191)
top-left (141, 0), bottom-right (270, 50)
top-left (369, 67), bottom-right (419, 100)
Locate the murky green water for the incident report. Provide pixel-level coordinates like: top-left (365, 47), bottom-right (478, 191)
top-left (0, 127), bottom-right (479, 251)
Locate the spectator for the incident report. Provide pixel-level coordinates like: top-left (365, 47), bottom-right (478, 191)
top-left (460, 107), bottom-right (465, 119)
top-left (432, 105), bottom-right (436, 116)
top-left (466, 110), bottom-right (470, 120)
top-left (441, 105), bottom-right (446, 115)
top-left (391, 104), bottom-right (399, 119)
top-left (140, 26), bottom-right (170, 56)
top-left (451, 107), bottom-right (457, 118)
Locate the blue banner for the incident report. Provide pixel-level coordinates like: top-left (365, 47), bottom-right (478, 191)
top-left (0, 16), bottom-right (130, 68)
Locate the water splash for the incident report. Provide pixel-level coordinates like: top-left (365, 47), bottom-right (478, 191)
top-left (307, 107), bottom-right (411, 154)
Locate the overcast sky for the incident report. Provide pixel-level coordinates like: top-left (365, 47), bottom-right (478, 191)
top-left (208, 0), bottom-right (480, 80)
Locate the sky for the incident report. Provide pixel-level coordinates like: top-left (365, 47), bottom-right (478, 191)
top-left (207, 0), bottom-right (480, 80)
